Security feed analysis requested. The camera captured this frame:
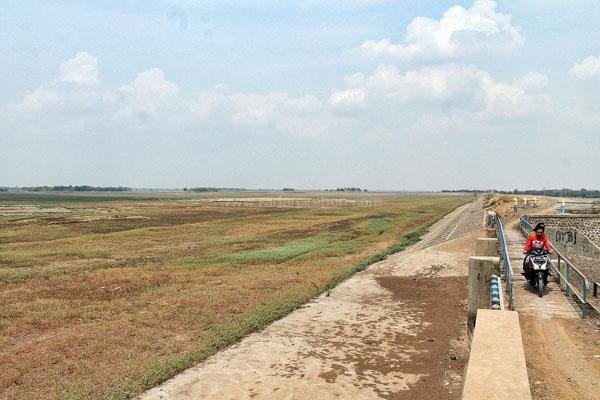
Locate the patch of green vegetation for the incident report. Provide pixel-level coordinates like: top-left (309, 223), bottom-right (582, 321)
top-left (0, 268), bottom-right (42, 283)
top-left (295, 238), bottom-right (367, 259)
top-left (360, 217), bottom-right (393, 235)
top-left (217, 233), bottom-right (342, 264)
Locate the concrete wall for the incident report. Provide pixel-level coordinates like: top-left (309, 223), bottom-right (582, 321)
top-left (543, 226), bottom-right (600, 260)
top-left (526, 214), bottom-right (600, 245)
top-left (462, 310), bottom-right (531, 400)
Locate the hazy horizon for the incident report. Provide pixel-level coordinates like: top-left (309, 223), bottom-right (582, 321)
top-left (2, 1), bottom-right (599, 190)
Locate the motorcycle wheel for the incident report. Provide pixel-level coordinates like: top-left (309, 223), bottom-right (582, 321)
top-left (537, 272), bottom-right (544, 297)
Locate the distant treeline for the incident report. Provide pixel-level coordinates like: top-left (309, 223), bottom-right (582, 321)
top-left (4, 186), bottom-right (132, 192)
top-left (325, 187), bottom-right (367, 192)
top-left (442, 188), bottom-right (600, 198)
top-left (442, 189), bottom-right (489, 194)
top-left (183, 187), bottom-right (368, 192)
top-left (183, 187), bottom-right (249, 192)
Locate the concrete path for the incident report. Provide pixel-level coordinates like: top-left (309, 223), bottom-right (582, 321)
top-left (139, 208), bottom-right (483, 400)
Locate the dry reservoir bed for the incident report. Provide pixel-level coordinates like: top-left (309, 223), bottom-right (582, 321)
top-left (0, 192), bottom-right (469, 400)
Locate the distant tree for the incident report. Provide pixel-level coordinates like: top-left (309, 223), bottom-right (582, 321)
top-left (18, 185), bottom-right (132, 192)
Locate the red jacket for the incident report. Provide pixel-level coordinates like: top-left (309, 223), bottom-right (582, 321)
top-left (524, 235), bottom-right (552, 253)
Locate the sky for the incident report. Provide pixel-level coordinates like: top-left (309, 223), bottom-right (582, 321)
top-left (1, 0), bottom-right (599, 190)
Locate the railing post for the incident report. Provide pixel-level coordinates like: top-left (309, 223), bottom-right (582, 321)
top-left (557, 255), bottom-right (561, 287)
top-left (582, 280), bottom-right (589, 318)
top-left (508, 274), bottom-right (513, 310)
top-left (565, 263), bottom-right (571, 297)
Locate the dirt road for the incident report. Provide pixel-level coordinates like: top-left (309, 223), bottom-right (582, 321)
top-left (139, 203), bottom-right (482, 400)
top-left (521, 316), bottom-right (600, 400)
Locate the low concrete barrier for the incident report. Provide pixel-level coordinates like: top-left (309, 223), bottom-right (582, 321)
top-left (476, 238), bottom-right (499, 257)
top-left (467, 256), bottom-right (500, 333)
top-left (483, 227), bottom-right (497, 238)
top-left (462, 309), bottom-right (532, 400)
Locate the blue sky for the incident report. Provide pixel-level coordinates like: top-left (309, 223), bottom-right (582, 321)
top-left (1, 1), bottom-right (599, 190)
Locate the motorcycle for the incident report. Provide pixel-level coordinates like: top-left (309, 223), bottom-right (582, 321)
top-left (524, 248), bottom-right (551, 297)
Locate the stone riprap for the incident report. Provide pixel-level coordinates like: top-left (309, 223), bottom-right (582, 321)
top-left (526, 214), bottom-right (600, 245)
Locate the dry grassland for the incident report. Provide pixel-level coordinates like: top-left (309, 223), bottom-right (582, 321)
top-left (0, 192), bottom-right (469, 399)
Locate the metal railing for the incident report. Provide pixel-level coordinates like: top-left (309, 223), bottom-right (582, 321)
top-left (520, 216), bottom-right (592, 318)
top-left (495, 216), bottom-right (514, 310)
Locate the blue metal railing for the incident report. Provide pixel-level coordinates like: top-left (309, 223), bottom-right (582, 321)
top-left (520, 216), bottom-right (591, 318)
top-left (495, 216), bottom-right (514, 310)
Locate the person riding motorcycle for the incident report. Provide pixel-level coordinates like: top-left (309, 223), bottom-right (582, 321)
top-left (523, 222), bottom-right (552, 277)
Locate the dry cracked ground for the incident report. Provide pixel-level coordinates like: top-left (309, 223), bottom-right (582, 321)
top-left (140, 209), bottom-right (478, 400)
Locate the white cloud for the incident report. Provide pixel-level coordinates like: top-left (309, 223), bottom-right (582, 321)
top-left (1, 85), bottom-right (101, 118)
top-left (109, 68), bottom-right (180, 122)
top-left (0, 50), bottom-right (555, 147)
top-left (571, 55), bottom-right (600, 80)
top-left (343, 73), bottom-right (366, 87)
top-left (228, 92), bottom-right (321, 126)
top-left (328, 63), bottom-right (551, 136)
top-left (360, 0), bottom-right (524, 61)
top-left (4, 57), bottom-right (552, 142)
top-left (8, 54), bottom-right (329, 138)
top-left (120, 68), bottom-right (179, 98)
top-left (59, 52), bottom-right (100, 85)
top-left (18, 87), bottom-right (65, 110)
top-left (328, 88), bottom-right (366, 111)
top-left (513, 72), bottom-right (548, 91)
top-left (333, 64), bottom-right (482, 103)
top-left (191, 89), bottom-right (325, 136)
